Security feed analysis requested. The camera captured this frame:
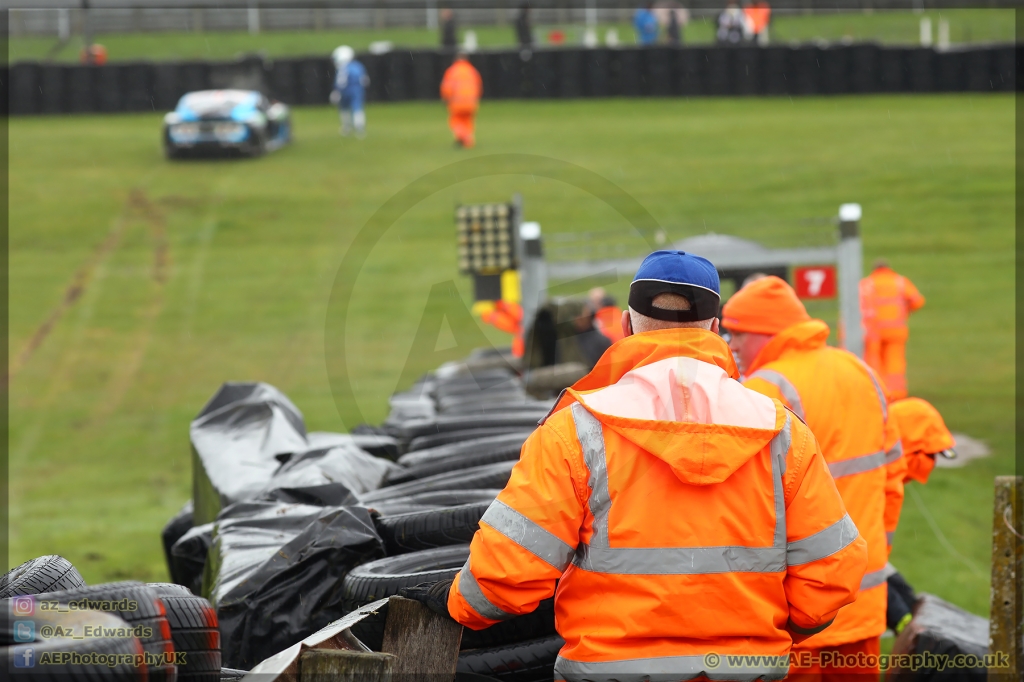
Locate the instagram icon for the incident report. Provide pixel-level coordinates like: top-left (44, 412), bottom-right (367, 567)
top-left (11, 596), bottom-right (35, 617)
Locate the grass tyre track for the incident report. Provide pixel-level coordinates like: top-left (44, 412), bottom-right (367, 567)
top-left (375, 501), bottom-right (491, 554)
top-left (0, 555), bottom-right (86, 598)
top-left (456, 635), bottom-right (564, 682)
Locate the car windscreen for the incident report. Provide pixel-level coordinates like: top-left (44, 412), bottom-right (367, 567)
top-left (177, 91), bottom-right (257, 114)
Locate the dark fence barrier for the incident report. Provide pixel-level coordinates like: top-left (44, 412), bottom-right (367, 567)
top-left (6, 43), bottom-right (1017, 116)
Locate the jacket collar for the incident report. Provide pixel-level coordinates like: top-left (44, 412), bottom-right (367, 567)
top-left (549, 328), bottom-right (738, 414)
top-left (747, 319), bottom-right (831, 375)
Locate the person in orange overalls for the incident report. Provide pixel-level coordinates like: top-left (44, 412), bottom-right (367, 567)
top-left (722, 276), bottom-right (905, 682)
top-left (400, 251), bottom-right (868, 682)
top-left (440, 52), bottom-right (482, 148)
top-left (480, 300), bottom-right (524, 357)
top-left (860, 259), bottom-right (925, 399)
top-left (587, 287), bottom-right (624, 344)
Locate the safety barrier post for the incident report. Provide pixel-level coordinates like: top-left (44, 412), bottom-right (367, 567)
top-left (837, 203), bottom-right (864, 358)
top-left (516, 199), bottom-right (547, 336)
top-left (989, 475), bottom-right (1023, 681)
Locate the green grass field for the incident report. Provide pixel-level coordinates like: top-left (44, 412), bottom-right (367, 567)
top-left (7, 8), bottom-right (1015, 63)
top-left (8, 94), bottom-right (1013, 622)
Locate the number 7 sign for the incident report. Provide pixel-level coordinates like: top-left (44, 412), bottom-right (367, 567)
top-left (793, 265), bottom-right (837, 299)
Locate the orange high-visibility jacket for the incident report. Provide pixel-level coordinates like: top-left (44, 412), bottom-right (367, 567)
top-left (481, 300), bottom-right (523, 336)
top-left (890, 397), bottom-right (955, 485)
top-left (440, 59), bottom-right (482, 113)
top-left (742, 319), bottom-right (905, 649)
top-left (448, 329), bottom-right (868, 681)
top-left (860, 267), bottom-right (925, 340)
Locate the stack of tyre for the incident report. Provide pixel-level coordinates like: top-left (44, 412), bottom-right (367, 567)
top-left (346, 361), bottom-right (563, 681)
top-left (1, 555), bottom-right (243, 682)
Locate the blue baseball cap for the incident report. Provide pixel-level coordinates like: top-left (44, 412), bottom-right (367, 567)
top-left (629, 250), bottom-right (720, 322)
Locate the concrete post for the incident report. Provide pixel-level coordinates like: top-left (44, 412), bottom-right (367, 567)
top-left (515, 193), bottom-right (546, 343)
top-left (837, 203), bottom-right (864, 358)
top-left (989, 476), bottom-right (1023, 681)
top-left (248, 4), bottom-right (260, 35)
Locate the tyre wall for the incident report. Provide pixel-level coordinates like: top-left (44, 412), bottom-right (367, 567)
top-left (6, 44), bottom-right (1017, 116)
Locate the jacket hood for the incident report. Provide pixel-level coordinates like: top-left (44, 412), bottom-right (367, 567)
top-left (558, 331), bottom-right (783, 486)
top-left (747, 319), bottom-right (831, 375)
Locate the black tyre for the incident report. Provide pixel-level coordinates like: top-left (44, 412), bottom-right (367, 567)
top-left (365, 489), bottom-right (500, 517)
top-left (0, 555), bottom-right (86, 598)
top-left (398, 432), bottom-right (532, 468)
top-left (1, 629), bottom-right (148, 682)
top-left (375, 502), bottom-right (491, 554)
top-left (31, 582), bottom-right (176, 682)
top-left (161, 502), bottom-right (194, 587)
top-left (360, 462), bottom-right (515, 505)
top-left (243, 129), bottom-right (266, 158)
top-left (386, 444), bottom-right (523, 486)
top-left (408, 427), bottom-right (536, 452)
top-left (457, 635), bottom-right (564, 682)
top-left (343, 546), bottom-right (555, 649)
top-left (157, 594), bottom-right (221, 682)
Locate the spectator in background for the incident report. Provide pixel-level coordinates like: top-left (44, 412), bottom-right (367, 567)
top-left (666, 8), bottom-right (682, 45)
top-left (633, 2), bottom-right (659, 45)
top-left (330, 45), bottom-right (369, 138)
top-left (716, 1), bottom-right (748, 44)
top-left (440, 8), bottom-right (458, 50)
top-left (515, 2), bottom-right (533, 48)
top-left (743, 0), bottom-right (772, 45)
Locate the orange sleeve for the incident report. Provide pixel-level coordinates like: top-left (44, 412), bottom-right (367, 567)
top-left (883, 415), bottom-right (907, 554)
top-left (904, 277), bottom-right (925, 312)
top-left (448, 417), bottom-right (585, 630)
top-left (781, 418), bottom-right (868, 638)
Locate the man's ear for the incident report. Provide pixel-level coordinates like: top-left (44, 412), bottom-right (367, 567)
top-left (711, 318), bottom-right (720, 334)
top-left (621, 309), bottom-right (633, 338)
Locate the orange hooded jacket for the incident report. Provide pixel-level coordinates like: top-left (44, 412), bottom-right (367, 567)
top-left (448, 328), bottom-right (868, 681)
top-left (890, 397), bottom-right (955, 485)
top-left (737, 319), bottom-right (905, 649)
top-left (440, 58), bottom-right (482, 114)
top-left (860, 267), bottom-right (925, 341)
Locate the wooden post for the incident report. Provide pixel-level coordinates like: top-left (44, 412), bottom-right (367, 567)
top-left (381, 596), bottom-right (463, 682)
top-left (989, 475), bottom-right (1022, 681)
top-left (300, 649), bottom-right (395, 682)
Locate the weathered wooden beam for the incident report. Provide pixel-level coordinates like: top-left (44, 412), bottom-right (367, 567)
top-left (300, 648), bottom-right (395, 682)
top-left (989, 475), bottom-right (1022, 681)
top-left (381, 596), bottom-right (463, 682)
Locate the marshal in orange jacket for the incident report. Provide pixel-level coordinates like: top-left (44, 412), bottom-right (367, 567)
top-left (736, 319), bottom-right (906, 649)
top-left (448, 328), bottom-right (868, 681)
top-left (860, 265), bottom-right (925, 398)
top-left (890, 397), bottom-right (955, 485)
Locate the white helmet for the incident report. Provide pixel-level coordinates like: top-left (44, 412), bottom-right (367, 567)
top-left (332, 45), bottom-right (355, 67)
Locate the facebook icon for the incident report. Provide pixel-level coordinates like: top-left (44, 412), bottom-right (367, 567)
top-left (14, 647), bottom-right (35, 668)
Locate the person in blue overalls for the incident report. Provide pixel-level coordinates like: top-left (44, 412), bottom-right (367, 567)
top-left (330, 45), bottom-right (370, 138)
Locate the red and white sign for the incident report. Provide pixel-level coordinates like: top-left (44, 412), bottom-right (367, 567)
top-left (793, 265), bottom-right (837, 299)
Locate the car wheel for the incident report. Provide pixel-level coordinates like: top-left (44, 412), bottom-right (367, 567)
top-left (244, 130), bottom-right (266, 158)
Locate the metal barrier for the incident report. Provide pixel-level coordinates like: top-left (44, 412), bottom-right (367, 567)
top-left (6, 43), bottom-right (1016, 116)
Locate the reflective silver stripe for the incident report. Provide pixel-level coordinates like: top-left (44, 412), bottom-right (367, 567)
top-left (860, 566), bottom-right (888, 591)
top-left (886, 530), bottom-right (895, 544)
top-left (770, 414), bottom-right (791, 548)
top-left (787, 514), bottom-right (859, 565)
top-left (572, 403), bottom-right (612, 548)
top-left (569, 406), bottom-right (791, 576)
top-left (828, 450), bottom-right (887, 478)
top-left (480, 500), bottom-right (576, 571)
top-left (886, 441), bottom-right (904, 464)
top-left (554, 654), bottom-right (789, 682)
top-left (574, 542), bottom-right (786, 574)
top-left (747, 369), bottom-right (805, 421)
top-left (457, 560), bottom-right (516, 621)
top-left (853, 355), bottom-right (889, 422)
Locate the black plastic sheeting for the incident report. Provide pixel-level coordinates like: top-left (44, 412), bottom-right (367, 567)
top-left (204, 501), bottom-right (385, 670)
top-left (191, 382), bottom-right (398, 525)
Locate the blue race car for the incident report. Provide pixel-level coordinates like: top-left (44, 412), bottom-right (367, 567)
top-left (162, 89), bottom-right (291, 159)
